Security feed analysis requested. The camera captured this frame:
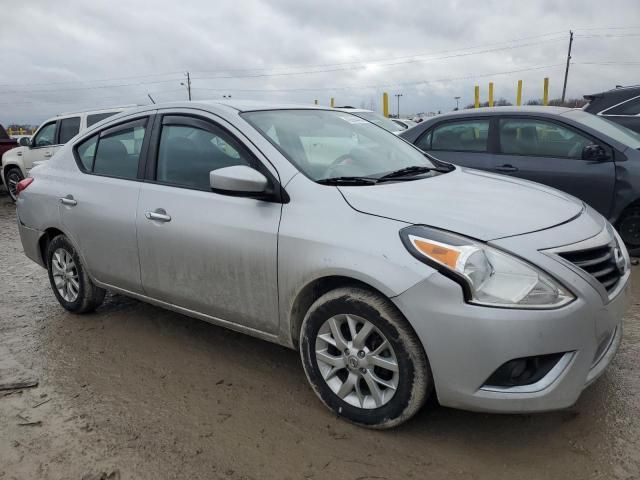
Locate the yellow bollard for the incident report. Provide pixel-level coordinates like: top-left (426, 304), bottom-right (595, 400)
top-left (488, 82), bottom-right (494, 107)
top-left (516, 80), bottom-right (523, 106)
top-left (543, 78), bottom-right (549, 106)
top-left (383, 92), bottom-right (389, 117)
top-left (330, 97), bottom-right (335, 108)
top-left (474, 86), bottom-right (480, 108)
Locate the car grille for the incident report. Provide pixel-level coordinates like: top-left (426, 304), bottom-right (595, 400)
top-left (558, 244), bottom-right (622, 293)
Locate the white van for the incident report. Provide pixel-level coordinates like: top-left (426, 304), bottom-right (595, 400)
top-left (1, 106), bottom-right (134, 201)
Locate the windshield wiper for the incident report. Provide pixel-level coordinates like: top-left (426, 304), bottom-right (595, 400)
top-left (376, 165), bottom-right (434, 182)
top-left (317, 176), bottom-right (378, 185)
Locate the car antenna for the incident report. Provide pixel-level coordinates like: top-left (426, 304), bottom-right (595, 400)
top-left (147, 93), bottom-right (156, 104)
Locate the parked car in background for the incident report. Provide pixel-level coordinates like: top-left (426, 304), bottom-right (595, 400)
top-left (400, 107), bottom-right (640, 251)
top-left (584, 85), bottom-right (640, 134)
top-left (0, 124), bottom-right (18, 160)
top-left (391, 118), bottom-right (417, 130)
top-left (335, 107), bottom-right (405, 133)
top-left (1, 106), bottom-right (131, 201)
top-left (11, 134), bottom-right (33, 147)
top-left (15, 101), bottom-right (629, 428)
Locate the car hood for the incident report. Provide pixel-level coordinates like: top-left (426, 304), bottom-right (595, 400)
top-left (338, 168), bottom-right (584, 241)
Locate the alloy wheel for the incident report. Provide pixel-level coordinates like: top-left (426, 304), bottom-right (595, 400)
top-left (314, 314), bottom-right (399, 409)
top-left (51, 248), bottom-right (80, 302)
top-left (6, 170), bottom-right (22, 201)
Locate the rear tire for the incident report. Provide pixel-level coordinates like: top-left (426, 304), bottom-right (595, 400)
top-left (5, 166), bottom-right (23, 202)
top-left (617, 206), bottom-right (640, 252)
top-left (46, 235), bottom-right (105, 313)
top-left (300, 287), bottom-right (432, 429)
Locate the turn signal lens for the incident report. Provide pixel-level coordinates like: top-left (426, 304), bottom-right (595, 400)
top-left (411, 238), bottom-right (460, 269)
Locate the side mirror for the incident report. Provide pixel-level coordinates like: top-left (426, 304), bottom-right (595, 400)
top-left (19, 137), bottom-right (31, 147)
top-left (210, 165), bottom-right (268, 196)
top-left (582, 143), bottom-right (609, 161)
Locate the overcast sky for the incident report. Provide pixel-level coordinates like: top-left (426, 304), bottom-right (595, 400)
top-left (0, 0), bottom-right (639, 124)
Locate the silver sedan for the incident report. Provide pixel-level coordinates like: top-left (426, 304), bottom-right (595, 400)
top-left (15, 101), bottom-right (630, 428)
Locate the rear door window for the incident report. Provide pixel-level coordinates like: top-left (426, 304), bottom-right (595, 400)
top-left (421, 119), bottom-right (490, 152)
top-left (76, 134), bottom-right (98, 171)
top-left (58, 116), bottom-right (81, 144)
top-left (498, 118), bottom-right (592, 159)
top-left (602, 96), bottom-right (640, 116)
top-left (92, 119), bottom-right (147, 179)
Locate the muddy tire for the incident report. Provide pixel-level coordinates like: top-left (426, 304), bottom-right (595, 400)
top-left (300, 287), bottom-right (432, 429)
top-left (46, 235), bottom-right (105, 314)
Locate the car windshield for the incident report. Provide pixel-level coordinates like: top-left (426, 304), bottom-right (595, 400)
top-left (565, 110), bottom-right (640, 149)
top-left (242, 109), bottom-right (436, 182)
top-left (351, 111), bottom-right (405, 132)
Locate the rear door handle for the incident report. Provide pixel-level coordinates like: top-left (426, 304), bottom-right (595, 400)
top-left (145, 209), bottom-right (171, 223)
top-left (493, 164), bottom-right (518, 173)
top-left (59, 195), bottom-right (77, 206)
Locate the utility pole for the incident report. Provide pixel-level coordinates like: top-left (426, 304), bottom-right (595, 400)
top-left (561, 31), bottom-right (573, 103)
top-left (395, 93), bottom-right (403, 118)
top-left (454, 96), bottom-right (460, 110)
top-left (181, 72), bottom-right (192, 101)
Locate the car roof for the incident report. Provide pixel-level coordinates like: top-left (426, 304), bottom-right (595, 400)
top-left (584, 85), bottom-right (640, 113)
top-left (38, 105), bottom-right (139, 126)
top-left (430, 106), bottom-right (575, 119)
top-left (191, 99), bottom-right (329, 112)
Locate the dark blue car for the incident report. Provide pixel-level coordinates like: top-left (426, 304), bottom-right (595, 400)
top-left (400, 106), bottom-right (640, 251)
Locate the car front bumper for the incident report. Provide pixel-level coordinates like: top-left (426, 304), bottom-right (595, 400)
top-left (393, 268), bottom-right (630, 413)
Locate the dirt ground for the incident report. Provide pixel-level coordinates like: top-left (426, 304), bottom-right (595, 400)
top-left (0, 193), bottom-right (638, 480)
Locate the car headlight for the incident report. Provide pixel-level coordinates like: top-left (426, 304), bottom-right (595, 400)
top-left (400, 226), bottom-right (574, 309)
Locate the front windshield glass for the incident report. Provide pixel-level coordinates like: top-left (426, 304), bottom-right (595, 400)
top-left (351, 111), bottom-right (405, 132)
top-left (565, 110), bottom-right (640, 149)
top-left (242, 109), bottom-right (435, 182)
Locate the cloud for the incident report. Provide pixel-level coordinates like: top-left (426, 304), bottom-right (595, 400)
top-left (0, 0), bottom-right (638, 124)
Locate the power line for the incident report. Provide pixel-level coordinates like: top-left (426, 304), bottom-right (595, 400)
top-left (192, 63), bottom-right (566, 93)
top-left (0, 38), bottom-right (567, 96)
top-left (190, 38), bottom-right (567, 81)
top-left (0, 71), bottom-right (186, 88)
top-left (0, 27), bottom-right (636, 93)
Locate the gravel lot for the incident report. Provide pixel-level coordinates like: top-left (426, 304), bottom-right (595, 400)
top-left (0, 191), bottom-right (639, 480)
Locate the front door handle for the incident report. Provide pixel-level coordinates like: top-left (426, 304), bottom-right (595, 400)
top-left (59, 195), bottom-right (77, 206)
top-left (145, 209), bottom-right (171, 223)
top-left (44, 152), bottom-right (53, 158)
top-left (494, 164), bottom-right (518, 173)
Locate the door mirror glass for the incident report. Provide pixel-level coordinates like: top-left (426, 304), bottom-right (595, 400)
top-left (210, 165), bottom-right (268, 195)
top-left (19, 137), bottom-right (31, 147)
top-left (582, 143), bottom-right (609, 161)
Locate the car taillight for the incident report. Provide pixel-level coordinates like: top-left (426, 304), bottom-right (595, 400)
top-left (16, 177), bottom-right (34, 196)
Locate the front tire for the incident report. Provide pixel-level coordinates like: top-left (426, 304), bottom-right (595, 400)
top-left (5, 166), bottom-right (23, 202)
top-left (300, 287), bottom-right (432, 429)
top-left (46, 235), bottom-right (105, 313)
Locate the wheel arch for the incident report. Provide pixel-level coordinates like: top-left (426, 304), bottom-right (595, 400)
top-left (288, 275), bottom-right (413, 350)
top-left (38, 227), bottom-right (67, 267)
